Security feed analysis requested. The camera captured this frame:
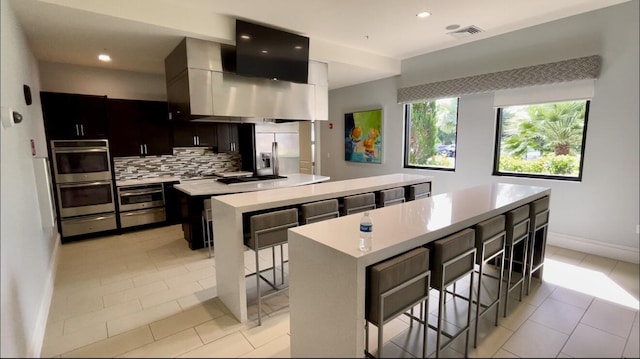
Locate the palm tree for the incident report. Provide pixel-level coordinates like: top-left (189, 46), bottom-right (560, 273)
top-left (408, 101), bottom-right (438, 165)
top-left (502, 101), bottom-right (586, 157)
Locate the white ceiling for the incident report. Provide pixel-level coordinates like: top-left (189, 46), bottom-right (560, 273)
top-left (10, 0), bottom-right (628, 90)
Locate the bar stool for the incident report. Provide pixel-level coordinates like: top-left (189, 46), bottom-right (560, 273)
top-left (503, 204), bottom-right (530, 317)
top-left (408, 182), bottom-right (431, 201)
top-left (365, 247), bottom-right (430, 358)
top-left (201, 198), bottom-right (213, 258)
top-left (470, 215), bottom-right (505, 348)
top-left (426, 228), bottom-right (476, 358)
top-left (379, 187), bottom-right (405, 207)
top-left (343, 192), bottom-right (376, 215)
top-left (527, 196), bottom-right (550, 295)
top-left (246, 208), bottom-right (299, 325)
top-left (301, 199), bottom-right (339, 224)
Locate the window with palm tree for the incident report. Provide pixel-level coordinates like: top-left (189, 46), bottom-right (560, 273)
top-left (404, 98), bottom-right (459, 170)
top-left (494, 100), bottom-right (589, 180)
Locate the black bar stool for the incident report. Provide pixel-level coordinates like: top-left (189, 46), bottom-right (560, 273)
top-left (246, 208), bottom-right (299, 325)
top-left (503, 204), bottom-right (530, 316)
top-left (527, 196), bottom-right (550, 295)
top-left (426, 228), bottom-right (476, 358)
top-left (365, 247), bottom-right (430, 358)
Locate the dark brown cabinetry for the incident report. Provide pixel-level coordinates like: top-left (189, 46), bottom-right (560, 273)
top-left (41, 92), bottom-right (109, 140)
top-left (216, 123), bottom-right (239, 153)
top-left (172, 122), bottom-right (217, 148)
top-left (107, 99), bottom-right (172, 157)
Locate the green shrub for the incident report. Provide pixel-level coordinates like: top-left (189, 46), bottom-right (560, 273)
top-left (427, 154), bottom-right (452, 167)
top-left (499, 154), bottom-right (578, 176)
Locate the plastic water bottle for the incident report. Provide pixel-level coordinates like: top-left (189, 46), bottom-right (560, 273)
top-left (359, 211), bottom-right (373, 252)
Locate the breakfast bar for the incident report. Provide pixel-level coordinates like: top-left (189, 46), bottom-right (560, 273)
top-left (210, 173), bottom-right (434, 322)
top-left (288, 183), bottom-right (550, 358)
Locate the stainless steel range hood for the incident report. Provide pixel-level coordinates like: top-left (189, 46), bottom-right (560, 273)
top-left (165, 37), bottom-right (328, 122)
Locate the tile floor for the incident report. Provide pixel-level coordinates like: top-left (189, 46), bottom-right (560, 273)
top-left (41, 224), bottom-right (639, 358)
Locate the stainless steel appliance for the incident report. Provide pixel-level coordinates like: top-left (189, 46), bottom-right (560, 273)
top-left (117, 183), bottom-right (166, 228)
top-left (255, 122), bottom-right (299, 176)
top-left (51, 140), bottom-right (112, 182)
top-left (51, 139), bottom-right (117, 237)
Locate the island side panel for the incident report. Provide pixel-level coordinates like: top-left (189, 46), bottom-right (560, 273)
top-left (289, 230), bottom-right (366, 358)
top-left (211, 197), bottom-right (248, 322)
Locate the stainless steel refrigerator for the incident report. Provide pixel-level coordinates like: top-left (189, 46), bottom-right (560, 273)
top-left (254, 122), bottom-right (300, 176)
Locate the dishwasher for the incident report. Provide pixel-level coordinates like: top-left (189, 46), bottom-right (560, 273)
top-left (117, 183), bottom-right (166, 228)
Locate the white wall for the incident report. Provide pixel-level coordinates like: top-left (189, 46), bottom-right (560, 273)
top-left (39, 61), bottom-right (167, 101)
top-left (323, 1), bottom-right (639, 262)
top-left (1, 1), bottom-right (60, 357)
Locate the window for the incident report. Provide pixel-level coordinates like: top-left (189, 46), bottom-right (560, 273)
top-left (493, 100), bottom-right (589, 181)
top-left (404, 98), bottom-right (459, 170)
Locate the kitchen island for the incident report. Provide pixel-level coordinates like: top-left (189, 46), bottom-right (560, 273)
top-left (211, 173), bottom-right (434, 323)
top-left (287, 182), bottom-right (550, 358)
top-left (173, 173), bottom-right (330, 249)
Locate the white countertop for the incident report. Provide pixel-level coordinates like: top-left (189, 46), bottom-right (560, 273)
top-left (116, 176), bottom-right (181, 187)
top-left (174, 173), bottom-right (331, 196)
top-left (289, 182), bottom-right (550, 266)
top-left (212, 173), bottom-right (433, 212)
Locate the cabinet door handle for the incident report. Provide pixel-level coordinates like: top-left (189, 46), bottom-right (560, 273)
top-left (140, 145), bottom-right (143, 155)
top-left (196, 136), bottom-right (200, 146)
top-left (144, 144), bottom-right (148, 154)
top-left (75, 124), bottom-right (80, 136)
top-left (193, 135), bottom-right (196, 146)
top-left (80, 124), bottom-right (85, 136)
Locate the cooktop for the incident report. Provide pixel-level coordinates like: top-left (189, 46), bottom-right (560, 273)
top-left (216, 174), bottom-right (287, 185)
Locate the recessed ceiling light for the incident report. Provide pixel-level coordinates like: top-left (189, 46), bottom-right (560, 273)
top-left (417, 11), bottom-right (431, 18)
top-left (294, 45), bottom-right (302, 50)
top-left (240, 34), bottom-right (251, 40)
top-left (446, 24), bottom-right (460, 30)
top-left (261, 50), bottom-right (268, 54)
top-left (98, 54), bottom-right (111, 62)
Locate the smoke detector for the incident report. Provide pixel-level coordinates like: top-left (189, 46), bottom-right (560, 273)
top-left (447, 25), bottom-right (483, 39)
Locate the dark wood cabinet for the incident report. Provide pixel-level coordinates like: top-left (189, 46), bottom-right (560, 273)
top-left (107, 99), bottom-right (172, 157)
top-left (41, 91), bottom-right (109, 140)
top-left (172, 122), bottom-right (217, 148)
top-left (216, 123), bottom-right (239, 153)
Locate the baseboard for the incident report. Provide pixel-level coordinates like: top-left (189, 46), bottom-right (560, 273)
top-left (548, 231), bottom-right (640, 264)
top-left (28, 231), bottom-right (61, 358)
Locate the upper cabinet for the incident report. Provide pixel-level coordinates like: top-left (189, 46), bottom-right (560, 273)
top-left (41, 92), bottom-right (109, 140)
top-left (107, 99), bottom-right (172, 157)
top-left (216, 123), bottom-right (239, 153)
top-left (172, 122), bottom-right (217, 148)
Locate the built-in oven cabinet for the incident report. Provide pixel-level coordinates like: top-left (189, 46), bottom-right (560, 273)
top-left (120, 207), bottom-right (166, 228)
top-left (41, 91), bottom-right (109, 140)
top-left (60, 213), bottom-right (117, 237)
top-left (57, 180), bottom-right (116, 218)
top-left (51, 140), bottom-right (113, 183)
top-left (117, 182), bottom-right (167, 229)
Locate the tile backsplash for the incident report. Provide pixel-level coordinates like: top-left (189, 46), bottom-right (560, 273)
top-left (113, 147), bottom-right (242, 180)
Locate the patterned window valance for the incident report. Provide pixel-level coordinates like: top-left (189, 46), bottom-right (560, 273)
top-left (397, 55), bottom-right (601, 103)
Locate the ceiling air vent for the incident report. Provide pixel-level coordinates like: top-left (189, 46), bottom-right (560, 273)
top-left (447, 25), bottom-right (483, 39)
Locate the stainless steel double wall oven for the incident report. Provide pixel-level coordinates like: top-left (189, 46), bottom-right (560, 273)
top-left (51, 139), bottom-right (117, 237)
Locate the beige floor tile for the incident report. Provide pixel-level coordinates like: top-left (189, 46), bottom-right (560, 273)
top-left (581, 299), bottom-right (637, 338)
top-left (150, 300), bottom-right (226, 340)
top-left (139, 282), bottom-right (202, 309)
top-left (197, 275), bottom-right (216, 290)
top-left (177, 285), bottom-right (218, 310)
top-left (103, 281), bottom-right (168, 308)
top-left (178, 331), bottom-right (253, 358)
top-left (498, 300), bottom-right (537, 332)
top-left (241, 309), bottom-right (290, 348)
top-left (41, 322), bottom-right (108, 357)
top-left (492, 348), bottom-right (519, 358)
top-left (132, 265), bottom-right (189, 287)
top-left (548, 286), bottom-right (594, 309)
top-left (239, 333), bottom-right (290, 358)
top-left (107, 301), bottom-right (182, 337)
top-left (63, 299), bottom-right (142, 334)
top-left (100, 263), bottom-right (158, 286)
top-left (562, 323), bottom-right (626, 358)
top-left (117, 328), bottom-right (203, 358)
top-left (62, 326), bottom-right (154, 358)
top-left (184, 256), bottom-right (216, 272)
top-left (548, 247), bottom-right (586, 265)
top-left (466, 317), bottom-right (515, 358)
top-left (623, 324), bottom-right (640, 358)
top-left (579, 254), bottom-right (618, 274)
top-left (164, 266), bottom-right (215, 289)
top-left (48, 294), bottom-right (105, 323)
top-left (195, 314), bottom-right (249, 344)
top-left (502, 321), bottom-right (568, 358)
top-left (528, 297), bottom-right (586, 334)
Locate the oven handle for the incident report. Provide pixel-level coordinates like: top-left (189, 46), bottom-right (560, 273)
top-left (119, 189), bottom-right (163, 197)
top-left (53, 148), bottom-right (109, 154)
top-left (58, 180), bottom-right (112, 188)
top-left (121, 208), bottom-right (165, 216)
top-left (64, 215), bottom-right (114, 223)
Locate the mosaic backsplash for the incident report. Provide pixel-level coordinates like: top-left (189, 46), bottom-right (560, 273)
top-left (113, 147), bottom-right (242, 180)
